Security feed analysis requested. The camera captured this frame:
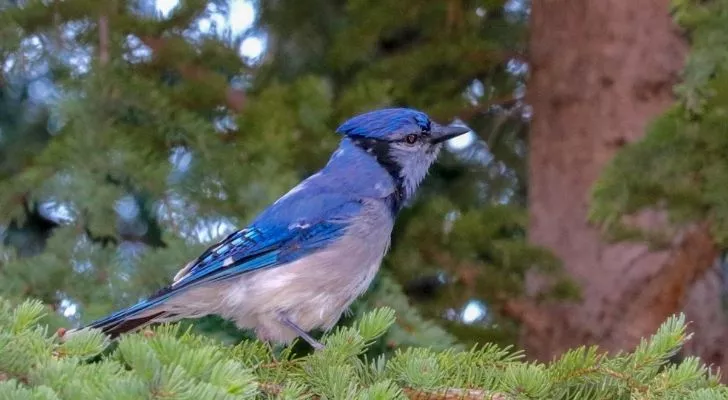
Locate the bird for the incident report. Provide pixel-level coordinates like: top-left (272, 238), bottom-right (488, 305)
top-left (71, 108), bottom-right (469, 349)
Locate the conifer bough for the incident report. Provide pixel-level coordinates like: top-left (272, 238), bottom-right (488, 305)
top-left (1, 298), bottom-right (727, 399)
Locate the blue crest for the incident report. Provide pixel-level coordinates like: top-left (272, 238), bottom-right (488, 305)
top-left (335, 108), bottom-right (431, 140)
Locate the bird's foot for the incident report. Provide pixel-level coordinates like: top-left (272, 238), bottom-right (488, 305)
top-left (278, 312), bottom-right (325, 351)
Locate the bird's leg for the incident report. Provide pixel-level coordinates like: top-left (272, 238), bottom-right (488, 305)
top-left (277, 312), bottom-right (325, 350)
top-left (265, 340), bottom-right (279, 362)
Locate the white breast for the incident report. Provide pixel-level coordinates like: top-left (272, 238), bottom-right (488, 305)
top-left (217, 199), bottom-right (394, 343)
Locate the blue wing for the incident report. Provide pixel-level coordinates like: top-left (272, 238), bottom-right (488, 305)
top-left (86, 193), bottom-right (363, 335)
top-left (170, 216), bottom-right (352, 289)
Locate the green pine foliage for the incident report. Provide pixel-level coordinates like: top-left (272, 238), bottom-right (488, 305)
top-left (590, 0), bottom-right (728, 246)
top-left (1, 298), bottom-right (727, 399)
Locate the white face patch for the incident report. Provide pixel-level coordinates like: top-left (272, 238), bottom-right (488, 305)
top-left (388, 141), bottom-right (442, 200)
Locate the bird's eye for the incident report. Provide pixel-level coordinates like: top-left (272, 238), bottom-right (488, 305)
top-left (405, 134), bottom-right (418, 144)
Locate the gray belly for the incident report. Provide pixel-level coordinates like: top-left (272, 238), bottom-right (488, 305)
top-left (218, 200), bottom-right (394, 343)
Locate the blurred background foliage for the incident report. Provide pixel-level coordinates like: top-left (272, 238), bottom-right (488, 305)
top-left (0, 0), bottom-right (569, 351)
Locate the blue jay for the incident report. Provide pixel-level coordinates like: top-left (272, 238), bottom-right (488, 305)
top-left (76, 108), bottom-right (469, 349)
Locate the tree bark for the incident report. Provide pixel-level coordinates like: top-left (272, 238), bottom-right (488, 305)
top-left (525, 0), bottom-right (726, 369)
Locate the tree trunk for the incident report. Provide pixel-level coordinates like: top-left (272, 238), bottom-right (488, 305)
top-left (524, 0), bottom-right (727, 369)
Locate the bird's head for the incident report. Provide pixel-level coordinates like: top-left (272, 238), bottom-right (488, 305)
top-left (336, 108), bottom-right (469, 201)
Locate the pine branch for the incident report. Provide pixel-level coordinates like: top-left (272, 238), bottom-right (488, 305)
top-left (139, 35), bottom-right (246, 112)
top-left (98, 14), bottom-right (109, 65)
top-left (1, 301), bottom-right (726, 399)
top-left (459, 96), bottom-right (521, 120)
top-left (257, 382), bottom-right (285, 396)
top-left (500, 297), bottom-right (547, 332)
top-left (259, 382), bottom-right (510, 399)
top-left (402, 388), bottom-right (509, 400)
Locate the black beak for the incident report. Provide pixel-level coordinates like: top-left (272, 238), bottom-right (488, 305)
top-left (430, 123), bottom-right (470, 144)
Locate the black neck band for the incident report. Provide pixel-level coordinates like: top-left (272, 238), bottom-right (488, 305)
top-left (349, 136), bottom-right (405, 213)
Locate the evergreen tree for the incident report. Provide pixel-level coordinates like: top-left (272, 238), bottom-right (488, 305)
top-left (0, 0), bottom-right (563, 350)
